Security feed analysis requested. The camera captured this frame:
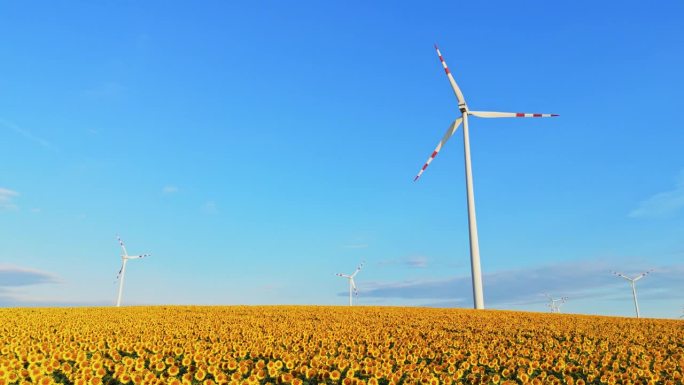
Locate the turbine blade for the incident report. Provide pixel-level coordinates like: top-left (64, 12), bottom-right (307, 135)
top-left (351, 279), bottom-right (358, 295)
top-left (634, 270), bottom-right (652, 281)
top-left (117, 235), bottom-right (129, 257)
top-left (469, 111), bottom-right (559, 118)
top-left (336, 273), bottom-right (350, 278)
top-left (434, 45), bottom-right (467, 108)
top-left (351, 261), bottom-right (364, 278)
top-left (116, 264), bottom-right (123, 280)
top-left (414, 118), bottom-right (463, 182)
top-left (129, 254), bottom-right (150, 259)
top-left (612, 271), bottom-right (631, 281)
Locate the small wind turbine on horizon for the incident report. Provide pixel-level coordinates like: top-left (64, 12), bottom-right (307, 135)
top-left (414, 45), bottom-right (558, 310)
top-left (544, 294), bottom-right (568, 314)
top-left (336, 262), bottom-right (364, 306)
top-left (116, 235), bottom-right (150, 307)
top-left (612, 270), bottom-right (652, 318)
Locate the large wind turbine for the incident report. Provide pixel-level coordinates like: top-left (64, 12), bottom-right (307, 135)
top-left (414, 45), bottom-right (558, 309)
top-left (336, 262), bottom-right (363, 306)
top-left (612, 270), bottom-right (652, 318)
top-left (116, 235), bottom-right (150, 307)
top-left (544, 294), bottom-right (568, 314)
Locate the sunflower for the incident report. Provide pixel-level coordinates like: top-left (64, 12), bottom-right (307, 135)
top-left (195, 369), bottom-right (207, 382)
top-left (280, 373), bottom-right (293, 384)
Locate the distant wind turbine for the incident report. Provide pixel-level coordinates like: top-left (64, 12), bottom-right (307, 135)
top-left (544, 294), bottom-right (568, 314)
top-left (413, 45), bottom-right (558, 310)
top-left (612, 270), bottom-right (652, 318)
top-left (116, 235), bottom-right (150, 307)
top-left (336, 262), bottom-right (364, 306)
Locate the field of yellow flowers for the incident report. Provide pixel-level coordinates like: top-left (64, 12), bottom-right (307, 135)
top-left (0, 306), bottom-right (682, 385)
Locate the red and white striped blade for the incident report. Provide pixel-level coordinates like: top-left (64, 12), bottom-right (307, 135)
top-left (435, 45), bottom-right (467, 107)
top-left (117, 235), bottom-right (129, 257)
top-left (414, 118), bottom-right (463, 182)
top-left (469, 111), bottom-right (559, 118)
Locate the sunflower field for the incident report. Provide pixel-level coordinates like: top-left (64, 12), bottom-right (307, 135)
top-left (0, 306), bottom-right (682, 385)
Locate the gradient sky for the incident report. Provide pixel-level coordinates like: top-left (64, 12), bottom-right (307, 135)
top-left (1, 1), bottom-right (683, 318)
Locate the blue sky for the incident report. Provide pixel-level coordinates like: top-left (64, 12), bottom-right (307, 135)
top-left (1, 1), bottom-right (683, 318)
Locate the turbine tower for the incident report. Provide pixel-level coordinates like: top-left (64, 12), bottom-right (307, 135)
top-left (336, 262), bottom-right (363, 306)
top-left (414, 45), bottom-right (558, 309)
top-left (612, 270), bottom-right (652, 318)
top-left (545, 294), bottom-right (568, 314)
top-left (116, 235), bottom-right (150, 307)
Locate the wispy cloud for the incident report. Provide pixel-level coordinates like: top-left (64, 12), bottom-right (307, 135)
top-left (0, 265), bottom-right (60, 287)
top-left (629, 171), bottom-right (684, 219)
top-left (0, 119), bottom-right (54, 149)
top-left (378, 256), bottom-right (429, 268)
top-left (83, 81), bottom-right (126, 99)
top-left (357, 261), bottom-right (684, 306)
top-left (0, 188), bottom-right (19, 211)
top-left (202, 201), bottom-right (218, 214)
top-left (343, 244), bottom-right (368, 249)
top-left (162, 185), bottom-right (179, 194)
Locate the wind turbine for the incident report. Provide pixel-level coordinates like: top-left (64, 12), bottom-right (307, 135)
top-left (414, 45), bottom-right (558, 309)
top-left (336, 262), bottom-right (363, 306)
top-left (544, 294), bottom-right (568, 314)
top-left (116, 235), bottom-right (150, 307)
top-left (612, 270), bottom-right (652, 318)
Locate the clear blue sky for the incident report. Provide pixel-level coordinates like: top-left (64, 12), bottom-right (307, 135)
top-left (1, 1), bottom-right (683, 318)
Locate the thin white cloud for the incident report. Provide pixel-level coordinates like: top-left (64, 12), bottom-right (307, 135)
top-left (162, 185), bottom-right (179, 194)
top-left (406, 256), bottom-right (428, 268)
top-left (202, 201), bottom-right (218, 214)
top-left (83, 81), bottom-right (126, 99)
top-left (0, 188), bottom-right (19, 211)
top-left (343, 244), bottom-right (369, 249)
top-left (0, 119), bottom-right (54, 149)
top-left (0, 265), bottom-right (60, 286)
top-left (629, 171), bottom-right (684, 219)
top-left (378, 256), bottom-right (429, 268)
